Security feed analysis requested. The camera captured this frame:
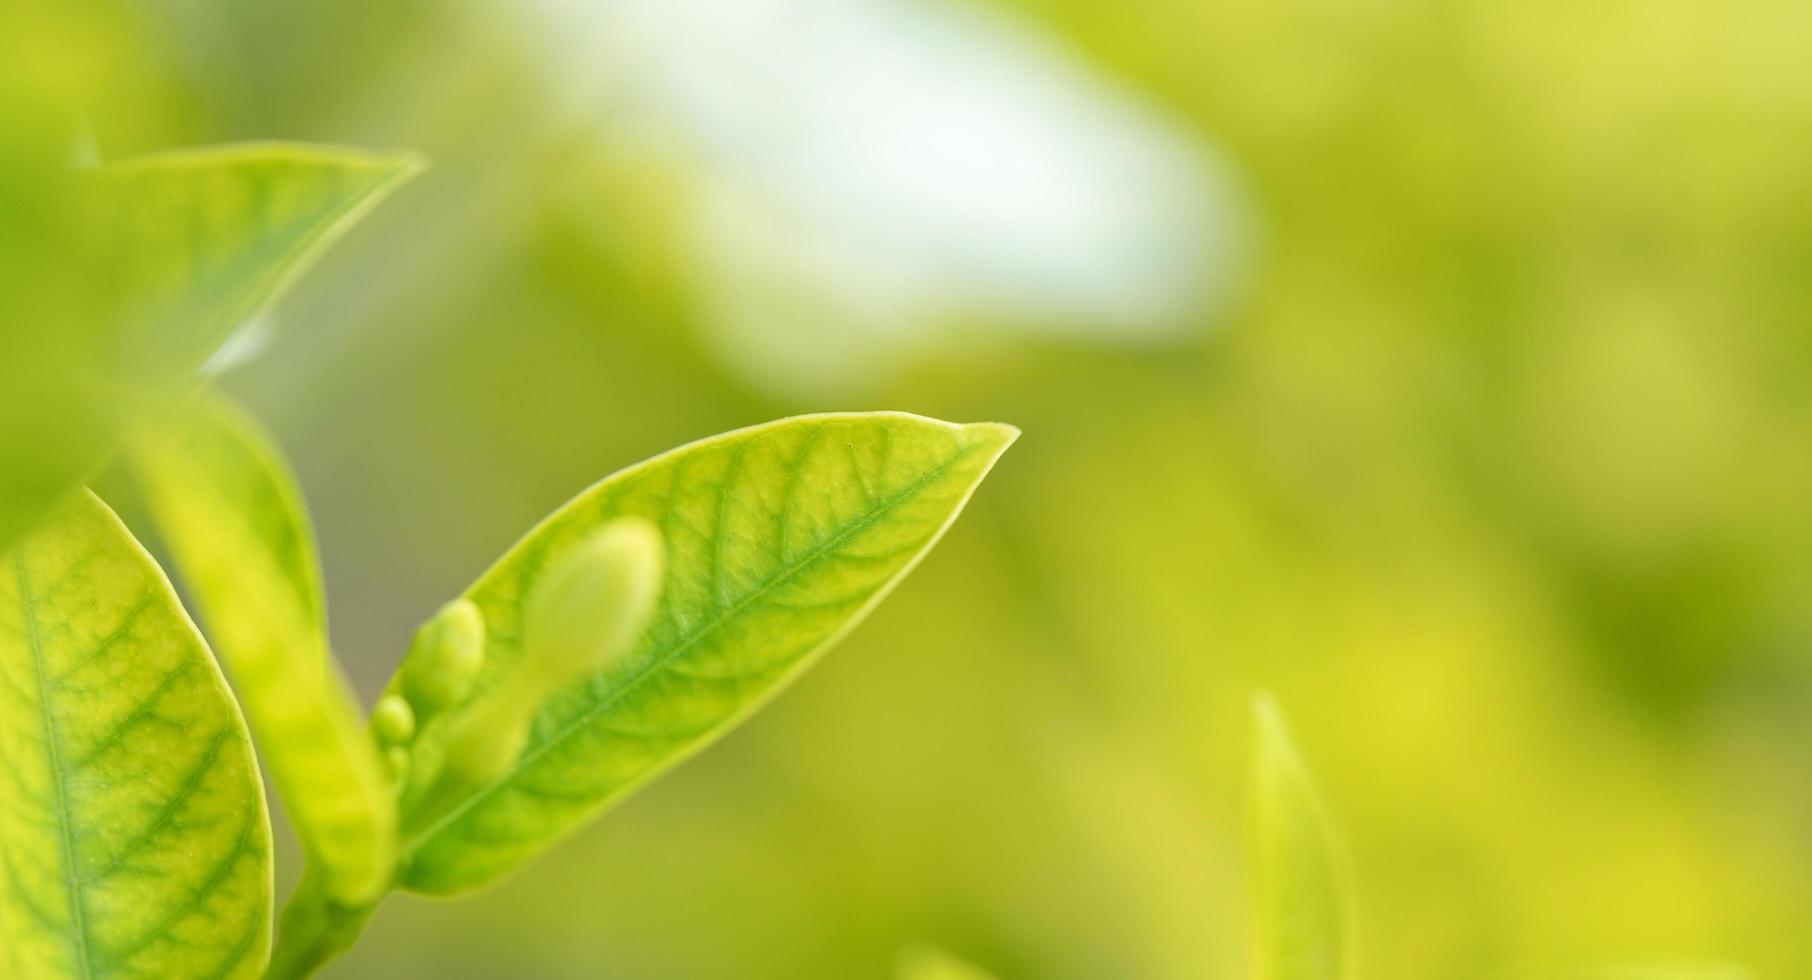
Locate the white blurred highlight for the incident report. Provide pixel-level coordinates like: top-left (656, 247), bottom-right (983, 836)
top-left (532, 0), bottom-right (1251, 394)
top-left (198, 314), bottom-right (277, 377)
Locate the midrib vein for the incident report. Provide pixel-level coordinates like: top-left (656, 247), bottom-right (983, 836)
top-left (14, 552), bottom-right (95, 978)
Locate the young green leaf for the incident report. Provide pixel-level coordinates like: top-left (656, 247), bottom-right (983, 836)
top-left (396, 412), bottom-right (1017, 894)
top-left (0, 491), bottom-right (273, 979)
top-left (895, 945), bottom-right (1002, 980)
top-left (1250, 693), bottom-right (1357, 980)
top-left (125, 393), bottom-right (395, 906)
top-left (0, 142), bottom-right (419, 558)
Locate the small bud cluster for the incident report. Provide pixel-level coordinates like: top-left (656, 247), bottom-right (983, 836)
top-left (378, 520), bottom-right (665, 824)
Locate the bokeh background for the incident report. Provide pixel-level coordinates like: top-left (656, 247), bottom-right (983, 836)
top-left (15, 0), bottom-right (1812, 976)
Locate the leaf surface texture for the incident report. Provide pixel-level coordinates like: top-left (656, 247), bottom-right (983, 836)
top-left (0, 492), bottom-right (272, 979)
top-left (398, 413), bottom-right (1016, 893)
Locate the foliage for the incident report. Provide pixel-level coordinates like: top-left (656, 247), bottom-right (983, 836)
top-left (10, 0), bottom-right (1810, 974)
top-left (0, 135), bottom-right (1015, 978)
top-left (0, 144), bottom-right (416, 555)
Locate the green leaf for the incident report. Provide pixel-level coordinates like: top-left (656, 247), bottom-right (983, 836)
top-left (1250, 693), bottom-right (1356, 980)
top-left (124, 393), bottom-right (395, 905)
top-left (895, 945), bottom-right (1002, 980)
top-left (396, 412), bottom-right (1017, 894)
top-left (0, 491), bottom-right (273, 979)
top-left (81, 142), bottom-right (422, 381)
top-left (0, 142), bottom-right (419, 557)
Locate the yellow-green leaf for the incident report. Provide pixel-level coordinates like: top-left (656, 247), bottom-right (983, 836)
top-left (396, 412), bottom-right (1016, 894)
top-left (0, 491), bottom-right (273, 979)
top-left (125, 393), bottom-right (394, 905)
top-left (1250, 694), bottom-right (1356, 980)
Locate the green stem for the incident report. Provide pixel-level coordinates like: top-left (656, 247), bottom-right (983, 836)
top-left (264, 870), bottom-right (381, 980)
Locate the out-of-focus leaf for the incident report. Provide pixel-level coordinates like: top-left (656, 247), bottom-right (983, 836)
top-left (125, 393), bottom-right (394, 905)
top-left (124, 392), bottom-right (327, 649)
top-left (1250, 694), bottom-right (1356, 980)
top-left (0, 6), bottom-right (131, 559)
top-left (0, 159), bottom-right (112, 558)
top-left (0, 142), bottom-right (419, 558)
top-left (0, 388), bottom-right (113, 567)
top-left (895, 945), bottom-right (1002, 980)
top-left (395, 413), bottom-right (1017, 894)
top-left (0, 491), bottom-right (272, 978)
top-left (81, 143), bottom-right (422, 381)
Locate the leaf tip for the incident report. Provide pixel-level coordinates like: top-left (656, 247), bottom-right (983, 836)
top-left (382, 149), bottom-right (429, 183)
top-left (959, 420), bottom-right (1020, 453)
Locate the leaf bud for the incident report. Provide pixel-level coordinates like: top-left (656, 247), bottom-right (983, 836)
top-left (399, 598), bottom-right (485, 718)
top-left (521, 519), bottom-right (664, 687)
top-left (438, 520), bottom-right (664, 786)
top-left (372, 694), bottom-right (416, 746)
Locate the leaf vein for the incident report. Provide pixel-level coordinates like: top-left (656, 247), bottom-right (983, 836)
top-left (101, 807), bottom-right (259, 968)
top-left (402, 435), bottom-right (981, 862)
top-left (708, 442), bottom-right (751, 611)
top-left (82, 727), bottom-right (232, 883)
top-left (52, 590), bottom-right (157, 687)
top-left (12, 550), bottom-right (96, 978)
top-left (70, 660), bottom-right (199, 771)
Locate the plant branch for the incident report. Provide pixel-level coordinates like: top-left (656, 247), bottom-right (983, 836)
top-left (264, 870), bottom-right (381, 980)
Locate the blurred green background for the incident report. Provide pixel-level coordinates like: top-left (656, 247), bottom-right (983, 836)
top-left (14, 0), bottom-right (1812, 976)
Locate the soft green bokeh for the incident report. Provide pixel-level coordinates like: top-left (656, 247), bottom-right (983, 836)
top-left (9, 0), bottom-right (1812, 976)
